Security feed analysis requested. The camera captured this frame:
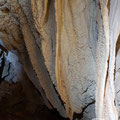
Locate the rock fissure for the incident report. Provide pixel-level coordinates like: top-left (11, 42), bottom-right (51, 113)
top-left (73, 100), bottom-right (95, 120)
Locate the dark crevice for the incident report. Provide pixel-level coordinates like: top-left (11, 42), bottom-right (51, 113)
top-left (3, 62), bottom-right (11, 80)
top-left (116, 34), bottom-right (120, 56)
top-left (42, 0), bottom-right (51, 25)
top-left (1, 7), bottom-right (10, 13)
top-left (0, 54), bottom-right (5, 83)
top-left (98, 2), bottom-right (101, 10)
top-left (0, 45), bottom-right (8, 55)
top-left (104, 54), bottom-right (109, 96)
top-left (0, 45), bottom-right (8, 84)
top-left (107, 0), bottom-right (110, 14)
top-left (73, 100), bottom-right (95, 120)
top-left (114, 34), bottom-right (120, 118)
top-left (49, 109), bottom-right (69, 120)
top-left (115, 34), bottom-right (120, 81)
top-left (53, 84), bottom-right (66, 108)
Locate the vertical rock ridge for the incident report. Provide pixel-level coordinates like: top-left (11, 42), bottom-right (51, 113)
top-left (18, 4), bottom-right (66, 117)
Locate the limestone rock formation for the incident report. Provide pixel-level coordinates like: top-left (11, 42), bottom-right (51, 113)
top-left (0, 0), bottom-right (119, 120)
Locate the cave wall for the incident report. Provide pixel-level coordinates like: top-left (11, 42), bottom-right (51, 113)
top-left (0, 0), bottom-right (119, 120)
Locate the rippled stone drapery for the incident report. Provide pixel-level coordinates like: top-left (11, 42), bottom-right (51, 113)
top-left (0, 0), bottom-right (120, 120)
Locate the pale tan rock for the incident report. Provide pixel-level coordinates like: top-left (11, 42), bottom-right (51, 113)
top-left (54, 0), bottom-right (97, 119)
top-left (96, 0), bottom-right (119, 119)
top-left (0, 0), bottom-right (120, 120)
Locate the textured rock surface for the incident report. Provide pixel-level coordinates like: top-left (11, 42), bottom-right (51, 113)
top-left (54, 0), bottom-right (96, 118)
top-left (115, 48), bottom-right (120, 119)
top-left (0, 0), bottom-right (120, 120)
top-left (0, 42), bottom-right (68, 120)
top-left (96, 0), bottom-right (120, 119)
